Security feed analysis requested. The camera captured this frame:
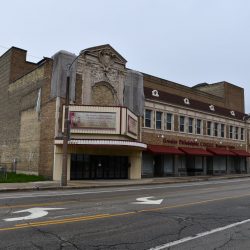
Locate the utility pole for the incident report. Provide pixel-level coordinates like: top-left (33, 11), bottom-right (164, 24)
top-left (61, 54), bottom-right (80, 186)
top-left (61, 68), bottom-right (70, 186)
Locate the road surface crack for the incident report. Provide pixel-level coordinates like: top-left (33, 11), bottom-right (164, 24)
top-left (2, 203), bottom-right (13, 217)
top-left (31, 241), bottom-right (44, 250)
top-left (31, 225), bottom-right (81, 250)
top-left (213, 233), bottom-right (233, 250)
top-left (88, 231), bottom-right (176, 250)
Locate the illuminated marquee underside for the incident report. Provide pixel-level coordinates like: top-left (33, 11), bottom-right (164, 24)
top-left (55, 139), bottom-right (147, 149)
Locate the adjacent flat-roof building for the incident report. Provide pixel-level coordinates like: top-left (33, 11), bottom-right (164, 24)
top-left (0, 44), bottom-right (249, 180)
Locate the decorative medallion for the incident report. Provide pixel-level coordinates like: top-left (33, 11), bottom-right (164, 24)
top-left (209, 105), bottom-right (215, 111)
top-left (184, 98), bottom-right (190, 105)
top-left (230, 110), bottom-right (235, 116)
top-left (152, 90), bottom-right (159, 97)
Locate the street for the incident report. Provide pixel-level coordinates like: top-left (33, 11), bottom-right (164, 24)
top-left (1, 178), bottom-right (250, 249)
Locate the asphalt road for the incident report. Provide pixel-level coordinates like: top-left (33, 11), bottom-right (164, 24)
top-left (1, 178), bottom-right (250, 249)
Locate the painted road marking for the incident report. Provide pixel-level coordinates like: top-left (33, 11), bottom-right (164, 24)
top-left (0, 187), bottom-right (217, 212)
top-left (4, 207), bottom-right (65, 222)
top-left (149, 218), bottom-right (250, 249)
top-left (0, 200), bottom-right (76, 209)
top-left (1, 193), bottom-right (250, 231)
top-left (133, 197), bottom-right (163, 205)
top-left (0, 178), bottom-right (249, 200)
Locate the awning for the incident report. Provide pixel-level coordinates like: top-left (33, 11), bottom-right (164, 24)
top-left (230, 149), bottom-right (250, 157)
top-left (179, 147), bottom-right (213, 156)
top-left (207, 147), bottom-right (236, 156)
top-left (147, 145), bottom-right (184, 155)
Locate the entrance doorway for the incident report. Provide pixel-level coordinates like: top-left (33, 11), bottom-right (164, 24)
top-left (70, 154), bottom-right (129, 180)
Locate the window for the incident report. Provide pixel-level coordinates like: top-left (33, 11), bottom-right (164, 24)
top-left (156, 111), bottom-right (162, 129)
top-left (214, 123), bottom-right (218, 137)
top-left (207, 121), bottom-right (211, 136)
top-left (188, 117), bottom-right (193, 133)
top-left (229, 125), bottom-right (233, 139)
top-left (179, 116), bottom-right (185, 132)
top-left (241, 128), bottom-right (244, 140)
top-left (145, 109), bottom-right (152, 128)
top-left (221, 124), bottom-right (225, 138)
top-left (166, 113), bottom-right (172, 130)
top-left (235, 127), bottom-right (239, 140)
top-left (196, 119), bottom-right (201, 134)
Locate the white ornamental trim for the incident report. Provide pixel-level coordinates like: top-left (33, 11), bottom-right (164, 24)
top-left (152, 90), bottom-right (159, 97)
top-left (184, 98), bottom-right (190, 105)
top-left (54, 139), bottom-right (147, 149)
top-left (230, 110), bottom-right (235, 116)
top-left (209, 105), bottom-right (215, 111)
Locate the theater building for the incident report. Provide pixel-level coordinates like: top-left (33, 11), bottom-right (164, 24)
top-left (0, 44), bottom-right (249, 180)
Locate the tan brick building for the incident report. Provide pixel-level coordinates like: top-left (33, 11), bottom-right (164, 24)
top-left (0, 44), bottom-right (249, 180)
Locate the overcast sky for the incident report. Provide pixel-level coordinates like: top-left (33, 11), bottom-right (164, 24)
top-left (1, 0), bottom-right (250, 112)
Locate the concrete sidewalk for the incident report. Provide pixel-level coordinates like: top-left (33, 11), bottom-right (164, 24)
top-left (1, 174), bottom-right (250, 192)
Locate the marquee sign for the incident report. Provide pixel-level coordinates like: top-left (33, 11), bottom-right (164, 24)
top-left (63, 105), bottom-right (138, 139)
top-left (70, 111), bottom-right (116, 130)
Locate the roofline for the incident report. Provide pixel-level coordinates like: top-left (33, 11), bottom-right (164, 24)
top-left (140, 71), bottom-right (225, 102)
top-left (0, 46), bottom-right (27, 59)
top-left (80, 44), bottom-right (127, 63)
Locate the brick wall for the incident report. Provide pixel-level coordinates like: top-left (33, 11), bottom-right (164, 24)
top-left (224, 83), bottom-right (244, 113)
top-left (0, 48), bottom-right (17, 166)
top-left (0, 47), bottom-right (55, 178)
top-left (92, 84), bottom-right (115, 105)
top-left (19, 109), bottom-right (40, 173)
top-left (9, 48), bottom-right (37, 82)
top-left (195, 82), bottom-right (244, 113)
top-left (38, 60), bottom-right (56, 179)
top-left (142, 101), bottom-right (246, 150)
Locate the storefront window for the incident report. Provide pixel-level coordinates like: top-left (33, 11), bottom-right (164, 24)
top-left (241, 128), bottom-right (244, 140)
top-left (188, 117), bottom-right (193, 133)
top-left (156, 111), bottom-right (162, 129)
top-left (207, 121), bottom-right (211, 136)
top-left (221, 124), bottom-right (225, 138)
top-left (229, 125), bottom-right (233, 139)
top-left (145, 109), bottom-right (152, 128)
top-left (179, 116), bottom-right (185, 132)
top-left (196, 119), bottom-right (201, 134)
top-left (214, 123), bottom-right (218, 137)
top-left (166, 113), bottom-right (172, 130)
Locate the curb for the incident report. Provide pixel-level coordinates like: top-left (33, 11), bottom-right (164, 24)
top-left (1, 174), bottom-right (250, 193)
